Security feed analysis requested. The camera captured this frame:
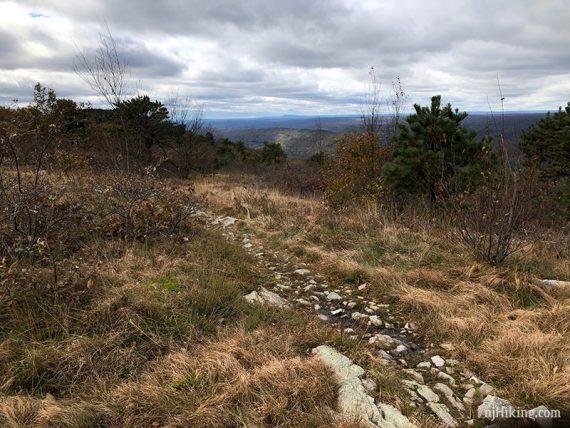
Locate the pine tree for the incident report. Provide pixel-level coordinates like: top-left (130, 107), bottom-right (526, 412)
top-left (383, 95), bottom-right (494, 203)
top-left (519, 103), bottom-right (570, 219)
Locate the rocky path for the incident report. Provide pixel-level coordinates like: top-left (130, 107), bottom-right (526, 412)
top-left (193, 209), bottom-right (553, 428)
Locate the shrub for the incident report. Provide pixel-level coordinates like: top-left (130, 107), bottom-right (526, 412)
top-left (324, 132), bottom-right (389, 207)
top-left (453, 168), bottom-right (539, 265)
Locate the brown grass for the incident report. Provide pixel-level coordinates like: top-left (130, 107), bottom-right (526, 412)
top-left (0, 171), bottom-right (348, 427)
top-left (195, 171), bottom-right (570, 413)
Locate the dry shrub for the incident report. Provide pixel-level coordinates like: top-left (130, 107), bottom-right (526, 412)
top-left (324, 132), bottom-right (390, 208)
top-left (454, 169), bottom-right (539, 265)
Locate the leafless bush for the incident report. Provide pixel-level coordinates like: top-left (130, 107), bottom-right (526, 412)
top-left (454, 168), bottom-right (539, 265)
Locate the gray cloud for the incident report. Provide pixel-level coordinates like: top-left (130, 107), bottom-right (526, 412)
top-left (1, 0), bottom-right (569, 115)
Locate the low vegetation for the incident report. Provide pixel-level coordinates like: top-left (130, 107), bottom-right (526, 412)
top-left (1, 80), bottom-right (569, 425)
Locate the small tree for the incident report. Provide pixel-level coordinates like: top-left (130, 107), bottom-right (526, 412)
top-left (324, 132), bottom-right (389, 207)
top-left (519, 103), bottom-right (570, 220)
top-left (383, 95), bottom-right (494, 204)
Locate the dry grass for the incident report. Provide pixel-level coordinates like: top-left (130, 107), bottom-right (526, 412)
top-left (0, 171), bottom-right (348, 427)
top-left (195, 171), bottom-right (570, 414)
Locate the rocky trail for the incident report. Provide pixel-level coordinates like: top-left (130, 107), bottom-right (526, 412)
top-left (191, 208), bottom-right (554, 428)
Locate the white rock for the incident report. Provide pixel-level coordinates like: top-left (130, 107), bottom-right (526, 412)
top-left (368, 334), bottom-right (398, 348)
top-left (403, 380), bottom-right (439, 403)
top-left (369, 315), bottom-right (383, 327)
top-left (312, 346), bottom-right (380, 426)
top-left (384, 322), bottom-right (395, 329)
top-left (294, 268), bottom-right (311, 275)
top-left (394, 345), bottom-right (408, 354)
top-left (347, 302), bottom-right (357, 309)
top-left (437, 371), bottom-right (456, 386)
top-left (403, 369), bottom-right (424, 384)
top-left (331, 308), bottom-right (344, 315)
top-left (352, 312), bottom-right (368, 321)
top-left (434, 383), bottom-right (465, 412)
top-left (538, 279), bottom-right (570, 291)
top-left (295, 298), bottom-right (311, 306)
top-left (243, 243), bottom-right (253, 249)
top-left (221, 217), bottom-right (237, 227)
top-left (243, 288), bottom-right (289, 308)
top-left (431, 355), bottom-right (445, 367)
top-left (426, 402), bottom-right (458, 427)
top-left (463, 387), bottom-right (476, 405)
top-left (416, 361), bottom-right (431, 369)
top-left (327, 292), bottom-right (342, 301)
top-left (528, 405), bottom-right (553, 428)
top-left (318, 314), bottom-right (329, 322)
top-left (477, 395), bottom-right (516, 420)
top-left (376, 403), bottom-right (416, 428)
top-left (478, 383), bottom-right (494, 396)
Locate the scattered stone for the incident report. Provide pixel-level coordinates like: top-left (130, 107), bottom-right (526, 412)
top-left (327, 292), bottom-right (342, 301)
top-left (440, 343), bottom-right (456, 351)
top-left (477, 395), bottom-right (516, 421)
top-left (431, 355), bottom-right (445, 367)
top-left (434, 383), bottom-right (465, 412)
top-left (528, 405), bottom-right (553, 428)
top-left (445, 367), bottom-right (455, 375)
top-left (317, 314), bottom-right (329, 322)
top-left (368, 334), bottom-right (399, 348)
top-left (331, 308), bottom-right (344, 316)
top-left (416, 361), bottom-right (431, 370)
top-left (243, 243), bottom-right (253, 249)
top-left (369, 315), bottom-right (383, 327)
top-left (244, 288), bottom-right (289, 308)
top-left (304, 284), bottom-right (316, 292)
top-left (358, 283), bottom-right (367, 290)
top-left (426, 402), bottom-right (458, 427)
top-left (538, 279), bottom-right (570, 291)
top-left (295, 298), bottom-right (311, 306)
top-left (403, 380), bottom-right (439, 403)
top-left (437, 371), bottom-right (456, 386)
top-left (403, 369), bottom-right (424, 384)
top-left (344, 328), bottom-right (355, 334)
top-left (463, 388), bottom-right (476, 406)
top-left (347, 301), bottom-right (357, 309)
top-left (352, 312), bottom-right (368, 321)
top-left (314, 304), bottom-right (321, 310)
top-left (376, 403), bottom-right (415, 428)
top-left (394, 345), bottom-right (408, 355)
top-left (478, 383), bottom-right (494, 396)
top-left (384, 322), bottom-right (395, 329)
top-left (276, 284), bottom-right (291, 290)
top-left (221, 217), bottom-right (237, 227)
top-left (294, 268), bottom-right (310, 275)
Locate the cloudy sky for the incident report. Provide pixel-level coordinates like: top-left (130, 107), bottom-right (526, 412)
top-left (1, 0), bottom-right (569, 117)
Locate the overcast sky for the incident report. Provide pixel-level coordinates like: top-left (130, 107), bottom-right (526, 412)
top-left (1, 0), bottom-right (569, 117)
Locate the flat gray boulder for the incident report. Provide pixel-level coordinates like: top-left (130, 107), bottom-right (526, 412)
top-left (477, 395), bottom-right (516, 421)
top-left (243, 287), bottom-right (289, 308)
top-left (313, 345), bottom-right (415, 428)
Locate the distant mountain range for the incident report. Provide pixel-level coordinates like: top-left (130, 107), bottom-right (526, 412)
top-left (205, 112), bottom-right (548, 159)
